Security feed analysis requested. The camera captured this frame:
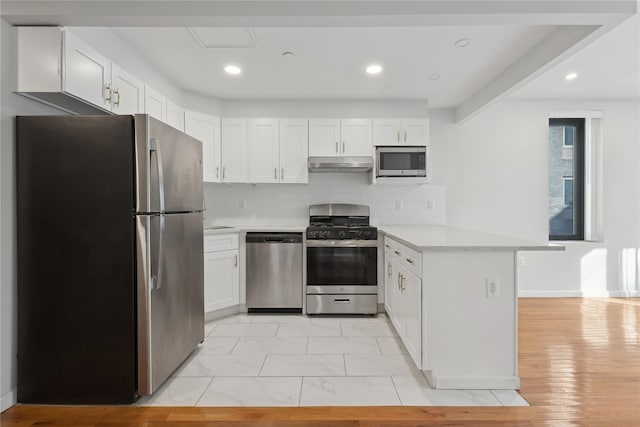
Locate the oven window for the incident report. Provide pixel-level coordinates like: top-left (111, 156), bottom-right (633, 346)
top-left (307, 247), bottom-right (377, 286)
top-left (379, 152), bottom-right (421, 170)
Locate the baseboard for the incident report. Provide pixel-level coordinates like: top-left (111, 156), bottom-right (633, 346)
top-left (204, 304), bottom-right (242, 322)
top-left (427, 373), bottom-right (520, 390)
top-left (1, 389), bottom-right (16, 413)
top-left (518, 290), bottom-right (640, 298)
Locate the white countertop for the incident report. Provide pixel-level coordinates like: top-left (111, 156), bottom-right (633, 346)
top-left (204, 224), bottom-right (306, 234)
top-left (379, 225), bottom-right (564, 251)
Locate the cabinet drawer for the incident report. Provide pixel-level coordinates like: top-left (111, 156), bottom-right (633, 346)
top-left (204, 233), bottom-right (239, 252)
top-left (384, 236), bottom-right (422, 278)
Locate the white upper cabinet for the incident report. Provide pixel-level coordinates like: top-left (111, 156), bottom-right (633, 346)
top-left (309, 119), bottom-right (341, 157)
top-left (249, 119), bottom-right (280, 184)
top-left (185, 111), bottom-right (221, 183)
top-left (166, 101), bottom-right (185, 132)
top-left (144, 86), bottom-right (166, 122)
top-left (63, 30), bottom-right (112, 111)
top-left (373, 118), bottom-right (429, 146)
top-left (221, 118), bottom-right (249, 183)
top-left (110, 64), bottom-right (144, 115)
top-left (309, 119), bottom-right (372, 157)
top-left (340, 119), bottom-right (373, 156)
top-left (248, 119), bottom-right (309, 184)
top-left (279, 119), bottom-right (309, 184)
top-left (17, 27), bottom-right (147, 115)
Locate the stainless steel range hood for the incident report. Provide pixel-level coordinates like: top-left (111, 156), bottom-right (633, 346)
top-left (308, 156), bottom-right (373, 173)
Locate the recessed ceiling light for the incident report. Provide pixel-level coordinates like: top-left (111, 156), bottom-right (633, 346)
top-left (454, 38), bottom-right (471, 48)
top-left (428, 74), bottom-right (441, 80)
top-left (366, 64), bottom-right (383, 75)
top-left (282, 51), bottom-right (295, 58)
top-left (224, 64), bottom-right (242, 75)
top-left (565, 72), bottom-right (578, 80)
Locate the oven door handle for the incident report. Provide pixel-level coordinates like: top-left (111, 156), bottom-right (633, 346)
top-left (306, 240), bottom-right (378, 248)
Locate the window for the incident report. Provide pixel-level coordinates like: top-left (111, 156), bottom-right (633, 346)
top-left (549, 118), bottom-right (585, 240)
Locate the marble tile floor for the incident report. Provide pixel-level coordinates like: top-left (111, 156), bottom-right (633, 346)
top-left (136, 313), bottom-right (530, 407)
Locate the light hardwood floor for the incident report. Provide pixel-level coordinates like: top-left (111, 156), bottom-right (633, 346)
top-left (2, 298), bottom-right (639, 426)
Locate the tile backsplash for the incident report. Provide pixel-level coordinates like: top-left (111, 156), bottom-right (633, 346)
top-left (204, 173), bottom-right (445, 226)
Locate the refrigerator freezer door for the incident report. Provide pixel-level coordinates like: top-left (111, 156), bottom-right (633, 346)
top-left (135, 114), bottom-right (204, 213)
top-left (137, 212), bottom-right (204, 395)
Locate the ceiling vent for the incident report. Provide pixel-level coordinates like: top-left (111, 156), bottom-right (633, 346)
top-left (187, 27), bottom-right (256, 48)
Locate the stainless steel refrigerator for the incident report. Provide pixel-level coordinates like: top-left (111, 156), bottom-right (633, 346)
top-left (17, 114), bottom-right (204, 404)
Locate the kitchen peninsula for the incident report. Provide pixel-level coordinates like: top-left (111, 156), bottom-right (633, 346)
top-left (379, 225), bottom-right (563, 390)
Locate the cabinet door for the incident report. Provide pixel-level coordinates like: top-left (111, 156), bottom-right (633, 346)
top-left (373, 119), bottom-right (402, 146)
top-left (403, 269), bottom-right (422, 368)
top-left (383, 251), bottom-right (395, 314)
top-left (111, 64), bottom-right (144, 115)
top-left (166, 101), bottom-right (185, 132)
top-left (204, 250), bottom-right (239, 313)
top-left (221, 118), bottom-right (249, 183)
top-left (280, 119), bottom-right (309, 184)
top-left (309, 119), bottom-right (340, 157)
top-left (402, 118), bottom-right (429, 146)
top-left (249, 119), bottom-right (280, 183)
top-left (63, 31), bottom-right (112, 111)
top-left (144, 86), bottom-right (166, 122)
top-left (185, 111), bottom-right (221, 183)
top-left (341, 119), bottom-right (372, 156)
top-left (388, 259), bottom-right (406, 338)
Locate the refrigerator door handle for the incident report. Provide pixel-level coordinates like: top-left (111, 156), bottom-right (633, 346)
top-left (149, 138), bottom-right (166, 213)
top-left (156, 215), bottom-right (165, 290)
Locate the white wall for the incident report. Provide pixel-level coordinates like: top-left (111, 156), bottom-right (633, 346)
top-left (0, 18), bottom-right (68, 412)
top-left (437, 99), bottom-right (640, 296)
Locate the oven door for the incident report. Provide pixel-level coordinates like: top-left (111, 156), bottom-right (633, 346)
top-left (306, 242), bottom-right (377, 286)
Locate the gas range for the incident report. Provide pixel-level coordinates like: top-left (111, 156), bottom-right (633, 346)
top-left (306, 204), bottom-right (377, 243)
top-left (305, 204), bottom-right (378, 315)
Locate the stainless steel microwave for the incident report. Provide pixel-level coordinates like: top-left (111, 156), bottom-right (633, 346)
top-left (376, 146), bottom-right (427, 177)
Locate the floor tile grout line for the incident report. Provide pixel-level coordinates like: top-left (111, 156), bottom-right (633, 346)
top-left (228, 336), bottom-right (241, 354)
top-left (257, 353), bottom-right (269, 377)
top-left (193, 376), bottom-right (216, 407)
top-left (389, 376), bottom-right (404, 406)
top-left (488, 389), bottom-right (505, 406)
top-left (297, 377), bottom-right (305, 407)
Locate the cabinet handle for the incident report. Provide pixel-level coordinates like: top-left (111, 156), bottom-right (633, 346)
top-left (234, 254), bottom-right (238, 267)
top-left (342, 141), bottom-right (345, 153)
top-left (401, 275), bottom-right (406, 291)
top-left (104, 84), bottom-right (112, 103)
top-left (396, 131), bottom-right (400, 142)
top-left (114, 88), bottom-right (121, 107)
top-left (281, 167), bottom-right (284, 180)
top-left (274, 167), bottom-right (278, 179)
top-left (397, 272), bottom-right (401, 290)
top-left (394, 250), bottom-right (401, 256)
top-left (335, 142), bottom-right (339, 154)
top-left (216, 166), bottom-right (219, 179)
top-left (406, 258), bottom-right (414, 264)
top-left (384, 244), bottom-right (390, 249)
top-left (403, 130), bottom-right (407, 142)
top-left (222, 166), bottom-right (226, 180)
top-left (387, 262), bottom-right (392, 278)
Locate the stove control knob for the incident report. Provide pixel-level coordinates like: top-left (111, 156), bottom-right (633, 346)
top-left (338, 230), bottom-right (346, 238)
top-left (322, 231), bottom-right (331, 238)
top-left (362, 230), bottom-right (372, 238)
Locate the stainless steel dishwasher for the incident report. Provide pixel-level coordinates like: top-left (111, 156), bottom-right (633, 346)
top-left (246, 233), bottom-right (303, 312)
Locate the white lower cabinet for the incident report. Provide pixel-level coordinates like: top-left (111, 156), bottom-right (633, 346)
top-left (384, 238), bottom-right (422, 369)
top-left (203, 233), bottom-right (239, 313)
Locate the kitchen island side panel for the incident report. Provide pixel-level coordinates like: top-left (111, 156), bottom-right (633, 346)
top-left (423, 249), bottom-right (518, 389)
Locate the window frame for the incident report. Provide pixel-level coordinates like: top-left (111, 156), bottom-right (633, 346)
top-left (549, 118), bottom-right (585, 241)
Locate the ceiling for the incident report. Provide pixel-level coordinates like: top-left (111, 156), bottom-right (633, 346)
top-left (111, 25), bottom-right (555, 107)
top-left (3, 0), bottom-right (638, 121)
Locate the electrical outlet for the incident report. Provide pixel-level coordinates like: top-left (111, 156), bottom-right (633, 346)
top-left (518, 254), bottom-right (526, 266)
top-left (486, 278), bottom-right (500, 298)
